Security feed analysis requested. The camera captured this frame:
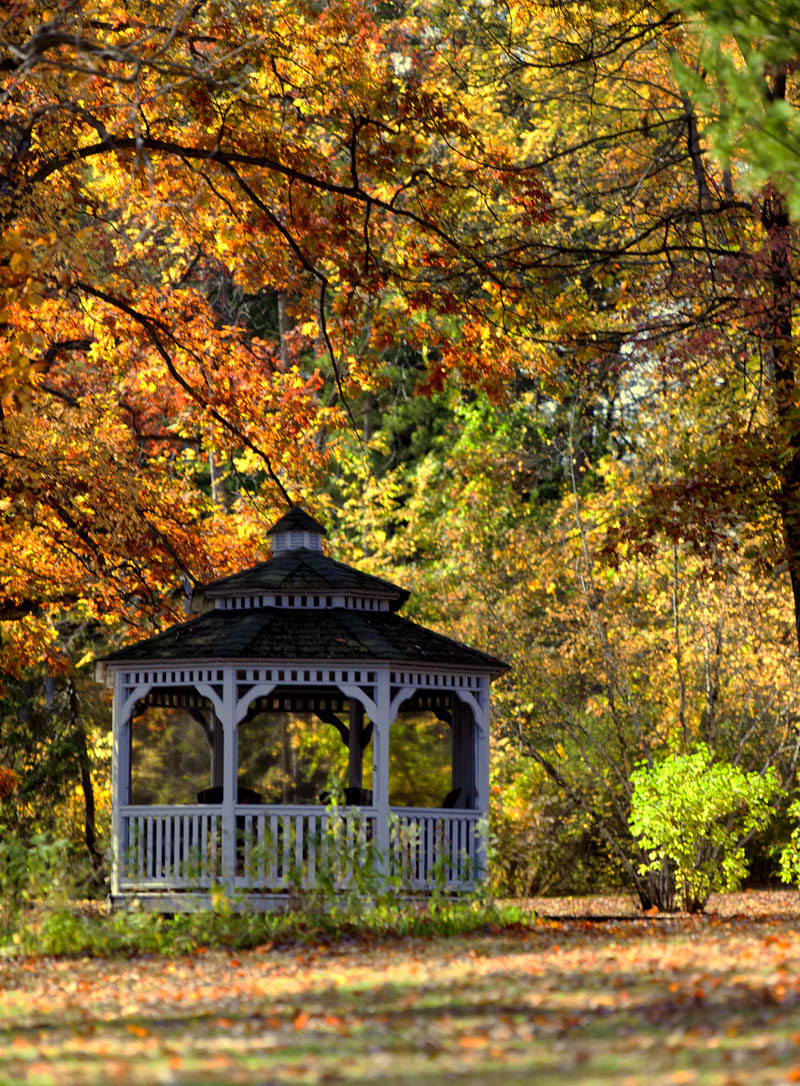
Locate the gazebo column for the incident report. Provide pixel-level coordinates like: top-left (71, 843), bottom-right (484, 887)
top-left (110, 675), bottom-right (148, 899)
top-left (474, 679), bottom-right (491, 881)
top-left (451, 699), bottom-right (476, 808)
top-left (211, 719), bottom-right (224, 790)
top-left (372, 671), bottom-right (392, 876)
top-left (110, 672), bottom-right (126, 898)
top-left (221, 667), bottom-right (238, 894)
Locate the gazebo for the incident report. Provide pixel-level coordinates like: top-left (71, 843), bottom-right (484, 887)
top-left (95, 507), bottom-right (508, 910)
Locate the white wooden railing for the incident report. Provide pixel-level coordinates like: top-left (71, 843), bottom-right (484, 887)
top-left (390, 808), bottom-right (481, 891)
top-left (117, 804), bottom-right (481, 894)
top-left (235, 805), bottom-right (377, 891)
top-left (119, 805), bottom-right (223, 889)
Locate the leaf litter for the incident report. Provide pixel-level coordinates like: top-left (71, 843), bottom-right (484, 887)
top-left (2, 892), bottom-right (800, 1084)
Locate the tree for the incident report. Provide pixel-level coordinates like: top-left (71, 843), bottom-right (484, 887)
top-left (413, 0), bottom-right (800, 653)
top-left (678, 0), bottom-right (800, 214)
top-left (671, 0), bottom-right (800, 650)
top-left (330, 377), bottom-right (800, 905)
top-left (320, 0), bottom-right (800, 901)
top-left (1, 0), bottom-right (551, 668)
top-left (0, 0), bottom-right (556, 885)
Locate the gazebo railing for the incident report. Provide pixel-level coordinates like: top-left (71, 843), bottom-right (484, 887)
top-left (389, 808), bottom-right (481, 891)
top-left (117, 804), bottom-right (481, 895)
top-left (119, 805), bottom-right (223, 889)
top-left (235, 805), bottom-right (377, 892)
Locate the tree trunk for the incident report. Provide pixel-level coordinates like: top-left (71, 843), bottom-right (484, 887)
top-left (635, 859), bottom-right (676, 912)
top-left (278, 292), bottom-right (291, 372)
top-left (762, 185), bottom-right (800, 653)
top-left (68, 677), bottom-right (106, 893)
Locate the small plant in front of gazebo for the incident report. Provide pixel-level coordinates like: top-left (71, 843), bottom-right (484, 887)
top-left (628, 745), bottom-right (780, 913)
top-left (0, 829), bottom-right (77, 940)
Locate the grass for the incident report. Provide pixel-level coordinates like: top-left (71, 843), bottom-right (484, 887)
top-left (1, 892), bottom-right (800, 1084)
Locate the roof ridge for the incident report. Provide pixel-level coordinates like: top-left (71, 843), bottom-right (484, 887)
top-left (267, 505), bottom-right (327, 536)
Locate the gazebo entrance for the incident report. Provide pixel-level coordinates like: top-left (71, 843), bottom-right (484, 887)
top-left (96, 507), bottom-right (506, 910)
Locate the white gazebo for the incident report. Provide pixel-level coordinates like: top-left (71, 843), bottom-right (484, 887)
top-left (95, 506), bottom-right (508, 910)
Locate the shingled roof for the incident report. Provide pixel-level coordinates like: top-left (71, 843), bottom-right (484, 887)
top-left (99, 605), bottom-right (508, 675)
top-left (99, 505), bottom-right (508, 677)
top-left (267, 506), bottom-right (327, 536)
top-left (193, 549), bottom-right (410, 612)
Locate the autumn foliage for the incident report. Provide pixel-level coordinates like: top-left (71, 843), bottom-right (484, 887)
top-left (1, 0), bottom-right (550, 666)
top-left (4, 0), bottom-right (800, 911)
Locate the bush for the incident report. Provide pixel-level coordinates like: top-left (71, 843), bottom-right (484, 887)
top-left (629, 745), bottom-right (780, 912)
top-left (0, 827), bottom-right (74, 934)
top-left (778, 798), bottom-right (800, 888)
top-left (0, 823), bottom-right (100, 947)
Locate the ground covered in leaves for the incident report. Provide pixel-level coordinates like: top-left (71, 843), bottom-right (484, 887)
top-left (3, 892), bottom-right (800, 1085)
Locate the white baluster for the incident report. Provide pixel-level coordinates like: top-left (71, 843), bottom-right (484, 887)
top-left (137, 814), bottom-right (145, 880)
top-left (295, 814), bottom-right (304, 885)
top-left (282, 814), bottom-right (291, 884)
top-left (308, 814), bottom-right (317, 888)
top-left (269, 813), bottom-right (278, 887)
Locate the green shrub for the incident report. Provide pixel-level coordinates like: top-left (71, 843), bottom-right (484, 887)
top-left (629, 745), bottom-right (780, 912)
top-left (0, 826), bottom-right (79, 936)
top-left (778, 798), bottom-right (800, 888)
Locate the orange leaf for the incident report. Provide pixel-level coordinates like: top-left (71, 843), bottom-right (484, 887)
top-left (459, 1035), bottom-right (488, 1049)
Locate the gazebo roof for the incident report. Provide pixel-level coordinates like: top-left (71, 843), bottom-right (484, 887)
top-left (267, 506), bottom-right (327, 537)
top-left (193, 547), bottom-right (410, 612)
top-left (98, 605), bottom-right (508, 674)
top-left (98, 505), bottom-right (508, 678)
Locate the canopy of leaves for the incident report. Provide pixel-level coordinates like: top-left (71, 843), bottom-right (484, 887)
top-left (0, 0), bottom-right (551, 667)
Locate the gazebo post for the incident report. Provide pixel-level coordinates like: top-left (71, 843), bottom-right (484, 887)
top-left (110, 671), bottom-right (124, 899)
top-left (474, 680), bottom-right (491, 880)
top-left (373, 670), bottom-right (392, 879)
top-left (221, 668), bottom-right (237, 895)
top-left (450, 700), bottom-right (472, 807)
top-left (211, 719), bottom-right (224, 789)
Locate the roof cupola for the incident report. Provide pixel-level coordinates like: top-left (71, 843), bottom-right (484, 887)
top-left (269, 505), bottom-right (326, 554)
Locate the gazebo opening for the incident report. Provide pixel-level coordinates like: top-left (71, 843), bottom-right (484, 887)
top-left (237, 694), bottom-right (374, 806)
top-left (389, 712), bottom-right (451, 808)
top-left (130, 697), bottom-right (215, 807)
top-left (389, 692), bottom-right (477, 810)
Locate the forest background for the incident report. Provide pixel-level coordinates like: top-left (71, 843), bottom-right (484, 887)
top-left (3, 0), bottom-right (800, 911)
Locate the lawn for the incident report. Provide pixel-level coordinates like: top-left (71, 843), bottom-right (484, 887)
top-left (2, 892), bottom-right (800, 1085)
